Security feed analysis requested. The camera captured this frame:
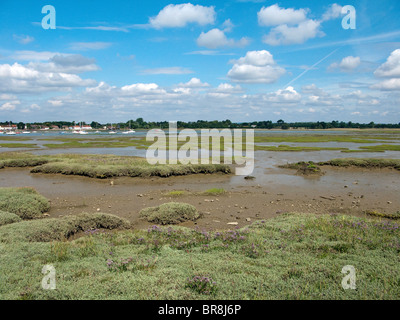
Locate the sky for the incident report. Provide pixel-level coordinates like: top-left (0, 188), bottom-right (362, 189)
top-left (0, 0), bottom-right (400, 123)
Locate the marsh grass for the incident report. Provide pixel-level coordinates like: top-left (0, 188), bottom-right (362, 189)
top-left (0, 212), bottom-right (130, 243)
top-left (253, 135), bottom-right (399, 144)
top-left (1, 213), bottom-right (399, 299)
top-left (0, 210), bottom-right (22, 226)
top-left (281, 159), bottom-right (400, 172)
top-left (203, 188), bottom-right (226, 195)
top-left (318, 158), bottom-right (400, 170)
top-left (365, 210), bottom-right (400, 220)
top-left (0, 143), bottom-right (38, 148)
top-left (0, 152), bottom-right (231, 178)
top-left (164, 190), bottom-right (188, 197)
top-left (280, 162), bottom-right (323, 175)
top-left (140, 202), bottom-right (201, 225)
top-left (255, 145), bottom-right (348, 152)
top-left (0, 187), bottom-right (50, 219)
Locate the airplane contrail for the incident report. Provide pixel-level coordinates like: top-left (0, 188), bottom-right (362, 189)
top-left (283, 48), bottom-right (340, 89)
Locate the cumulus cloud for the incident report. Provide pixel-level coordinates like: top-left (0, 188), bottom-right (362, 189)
top-left (177, 78), bottom-right (210, 88)
top-left (121, 83), bottom-right (167, 95)
top-left (214, 83), bottom-right (243, 93)
top-left (374, 49), bottom-right (400, 78)
top-left (263, 19), bottom-right (322, 46)
top-left (0, 100), bottom-right (20, 111)
top-left (259, 4), bottom-right (343, 46)
top-left (372, 49), bottom-right (400, 91)
top-left (227, 50), bottom-right (286, 83)
top-left (321, 4), bottom-right (343, 21)
top-left (0, 63), bottom-right (96, 93)
top-left (258, 4), bottom-right (308, 26)
top-left (266, 86), bottom-right (301, 103)
top-left (329, 56), bottom-right (361, 72)
top-left (149, 3), bottom-right (216, 29)
top-left (371, 79), bottom-right (400, 91)
top-left (197, 28), bottom-right (249, 49)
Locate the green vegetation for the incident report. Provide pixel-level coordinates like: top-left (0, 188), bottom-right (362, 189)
top-left (0, 143), bottom-right (38, 148)
top-left (0, 152), bottom-right (50, 168)
top-left (140, 202), bottom-right (200, 225)
top-left (254, 135), bottom-right (397, 144)
top-left (0, 152), bottom-right (231, 178)
top-left (342, 145), bottom-right (400, 153)
top-left (318, 158), bottom-right (400, 170)
top-left (255, 145), bottom-right (347, 152)
top-left (280, 161), bottom-right (323, 175)
top-left (1, 213), bottom-right (399, 299)
top-left (0, 211), bottom-right (22, 226)
top-left (164, 190), bottom-right (188, 197)
top-left (365, 211), bottom-right (400, 220)
top-left (281, 159), bottom-right (400, 173)
top-left (0, 187), bottom-right (50, 219)
top-left (0, 212), bottom-right (130, 243)
top-left (41, 137), bottom-right (153, 150)
top-left (203, 188), bottom-right (226, 195)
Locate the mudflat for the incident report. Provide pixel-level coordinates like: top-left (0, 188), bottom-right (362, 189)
top-left (1, 165), bottom-right (398, 230)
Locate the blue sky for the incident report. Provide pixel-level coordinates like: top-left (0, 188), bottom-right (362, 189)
top-left (0, 0), bottom-right (400, 123)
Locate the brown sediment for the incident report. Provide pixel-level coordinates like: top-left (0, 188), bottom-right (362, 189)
top-left (0, 165), bottom-right (398, 230)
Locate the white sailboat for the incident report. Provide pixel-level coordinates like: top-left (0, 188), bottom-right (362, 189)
top-left (122, 120), bottom-right (135, 134)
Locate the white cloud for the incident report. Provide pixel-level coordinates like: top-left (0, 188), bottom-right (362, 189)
top-left (321, 4), bottom-right (343, 21)
top-left (177, 78), bottom-right (210, 88)
top-left (222, 19), bottom-right (234, 32)
top-left (372, 49), bottom-right (400, 91)
top-left (0, 101), bottom-right (20, 111)
top-left (258, 4), bottom-right (307, 26)
top-left (371, 78), bottom-right (400, 91)
top-left (48, 100), bottom-right (64, 107)
top-left (374, 49), bottom-right (400, 78)
top-left (266, 86), bottom-right (301, 103)
top-left (214, 83), bottom-right (243, 93)
top-left (0, 63), bottom-right (96, 93)
top-left (329, 56), bottom-right (361, 72)
top-left (121, 83), bottom-right (167, 95)
top-left (259, 4), bottom-right (343, 46)
top-left (149, 3), bottom-right (216, 29)
top-left (263, 19), bottom-right (322, 46)
top-left (227, 50), bottom-right (286, 83)
top-left (197, 28), bottom-right (249, 49)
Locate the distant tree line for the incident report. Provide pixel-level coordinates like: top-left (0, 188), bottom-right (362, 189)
top-left (2, 119), bottom-right (400, 130)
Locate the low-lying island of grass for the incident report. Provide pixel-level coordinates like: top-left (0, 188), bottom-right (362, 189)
top-left (0, 152), bottom-right (231, 178)
top-left (280, 158), bottom-right (400, 174)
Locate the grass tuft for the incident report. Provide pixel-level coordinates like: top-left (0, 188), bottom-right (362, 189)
top-left (0, 187), bottom-right (50, 219)
top-left (140, 202), bottom-right (201, 225)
